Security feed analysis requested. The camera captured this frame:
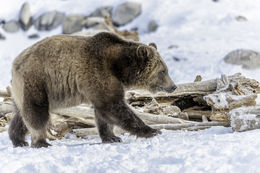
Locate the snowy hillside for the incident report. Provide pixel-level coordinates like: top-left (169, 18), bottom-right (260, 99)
top-left (1, 0), bottom-right (260, 172)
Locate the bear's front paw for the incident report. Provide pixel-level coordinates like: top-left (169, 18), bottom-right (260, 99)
top-left (135, 126), bottom-right (161, 138)
top-left (31, 140), bottom-right (51, 148)
top-left (102, 136), bottom-right (122, 143)
top-left (13, 140), bottom-right (29, 147)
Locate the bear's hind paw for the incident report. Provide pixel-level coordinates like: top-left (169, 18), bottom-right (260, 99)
top-left (31, 141), bottom-right (51, 148)
top-left (102, 136), bottom-right (122, 143)
top-left (135, 126), bottom-right (162, 138)
top-left (13, 140), bottom-right (29, 147)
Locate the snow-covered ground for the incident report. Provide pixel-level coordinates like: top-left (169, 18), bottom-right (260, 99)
top-left (1, 0), bottom-right (260, 172)
top-left (1, 127), bottom-right (260, 173)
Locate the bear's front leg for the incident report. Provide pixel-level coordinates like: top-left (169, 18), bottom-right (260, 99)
top-left (94, 100), bottom-right (161, 139)
top-left (95, 110), bottom-right (122, 143)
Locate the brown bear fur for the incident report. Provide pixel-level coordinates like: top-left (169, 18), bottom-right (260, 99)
top-left (8, 32), bottom-right (176, 148)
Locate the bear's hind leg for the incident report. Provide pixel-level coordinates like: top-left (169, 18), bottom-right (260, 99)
top-left (95, 110), bottom-right (122, 143)
top-left (8, 103), bottom-right (29, 147)
top-left (22, 101), bottom-right (51, 148)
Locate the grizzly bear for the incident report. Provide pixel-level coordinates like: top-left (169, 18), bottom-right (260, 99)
top-left (8, 32), bottom-right (176, 148)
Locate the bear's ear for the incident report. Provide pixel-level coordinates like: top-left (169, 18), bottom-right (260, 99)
top-left (149, 43), bottom-right (157, 50)
top-left (136, 45), bottom-right (151, 58)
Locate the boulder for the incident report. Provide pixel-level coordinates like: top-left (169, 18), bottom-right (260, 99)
top-left (83, 17), bottom-right (115, 31)
top-left (83, 17), bottom-right (106, 28)
top-left (28, 34), bottom-right (40, 39)
top-left (235, 15), bottom-right (247, 22)
top-left (0, 33), bottom-right (6, 40)
top-left (224, 49), bottom-right (260, 69)
top-left (0, 19), bottom-right (5, 26)
top-left (3, 20), bottom-right (20, 33)
top-left (75, 16), bottom-right (139, 41)
top-left (148, 20), bottom-right (158, 32)
top-left (62, 15), bottom-right (85, 34)
top-left (112, 2), bottom-right (141, 26)
top-left (89, 6), bottom-right (112, 17)
top-left (19, 2), bottom-right (32, 30)
top-left (34, 11), bottom-right (65, 31)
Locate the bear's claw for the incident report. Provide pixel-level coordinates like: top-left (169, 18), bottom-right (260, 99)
top-left (13, 140), bottom-right (29, 147)
top-left (31, 141), bottom-right (51, 148)
top-left (102, 136), bottom-right (122, 143)
top-left (135, 126), bottom-right (161, 138)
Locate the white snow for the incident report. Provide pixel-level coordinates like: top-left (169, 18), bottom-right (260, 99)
top-left (1, 127), bottom-right (260, 173)
top-left (1, 0), bottom-right (260, 172)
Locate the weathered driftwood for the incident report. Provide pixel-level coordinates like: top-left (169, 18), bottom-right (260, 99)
top-left (44, 107), bottom-right (190, 139)
top-left (0, 101), bottom-right (13, 114)
top-left (204, 93), bottom-right (257, 110)
top-left (0, 90), bottom-right (9, 98)
top-left (53, 106), bottom-right (95, 119)
top-left (0, 127), bottom-right (6, 133)
top-left (73, 121), bottom-right (229, 137)
top-left (54, 106), bottom-right (189, 125)
top-left (202, 115), bottom-right (208, 122)
top-left (126, 73), bottom-right (259, 105)
top-left (230, 106), bottom-right (260, 132)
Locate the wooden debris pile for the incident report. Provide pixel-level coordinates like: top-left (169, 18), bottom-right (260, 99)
top-left (0, 73), bottom-right (259, 139)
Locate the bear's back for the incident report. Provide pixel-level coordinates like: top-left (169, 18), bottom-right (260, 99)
top-left (13, 35), bottom-right (90, 73)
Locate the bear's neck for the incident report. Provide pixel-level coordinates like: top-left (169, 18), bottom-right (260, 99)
top-left (110, 44), bottom-right (149, 87)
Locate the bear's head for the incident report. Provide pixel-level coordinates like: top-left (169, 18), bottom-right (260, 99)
top-left (135, 43), bottom-right (177, 93)
top-left (111, 42), bottom-right (177, 93)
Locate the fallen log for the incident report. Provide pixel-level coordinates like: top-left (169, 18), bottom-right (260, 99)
top-left (0, 101), bottom-right (13, 114)
top-left (53, 106), bottom-right (94, 119)
top-left (0, 90), bottom-right (9, 98)
top-left (53, 106), bottom-right (189, 125)
top-left (0, 127), bottom-right (6, 133)
top-left (73, 121), bottom-right (230, 137)
top-left (230, 106), bottom-right (260, 132)
top-left (128, 74), bottom-right (259, 109)
top-left (204, 93), bottom-right (257, 110)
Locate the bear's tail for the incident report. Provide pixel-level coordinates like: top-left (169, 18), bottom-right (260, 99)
top-left (8, 101), bottom-right (29, 147)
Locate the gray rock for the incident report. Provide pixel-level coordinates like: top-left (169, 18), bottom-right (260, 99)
top-left (0, 19), bottom-right (5, 26)
top-left (0, 32), bottom-right (6, 40)
top-left (82, 17), bottom-right (112, 31)
top-left (28, 34), bottom-right (40, 39)
top-left (168, 45), bottom-right (179, 49)
top-left (224, 49), bottom-right (260, 69)
top-left (83, 17), bottom-right (104, 28)
top-left (62, 15), bottom-right (85, 34)
top-left (3, 20), bottom-right (20, 33)
top-left (89, 6), bottom-right (112, 17)
top-left (148, 20), bottom-right (158, 32)
top-left (34, 11), bottom-right (65, 31)
top-left (235, 15), bottom-right (247, 22)
top-left (112, 2), bottom-right (141, 26)
top-left (19, 2), bottom-right (32, 30)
